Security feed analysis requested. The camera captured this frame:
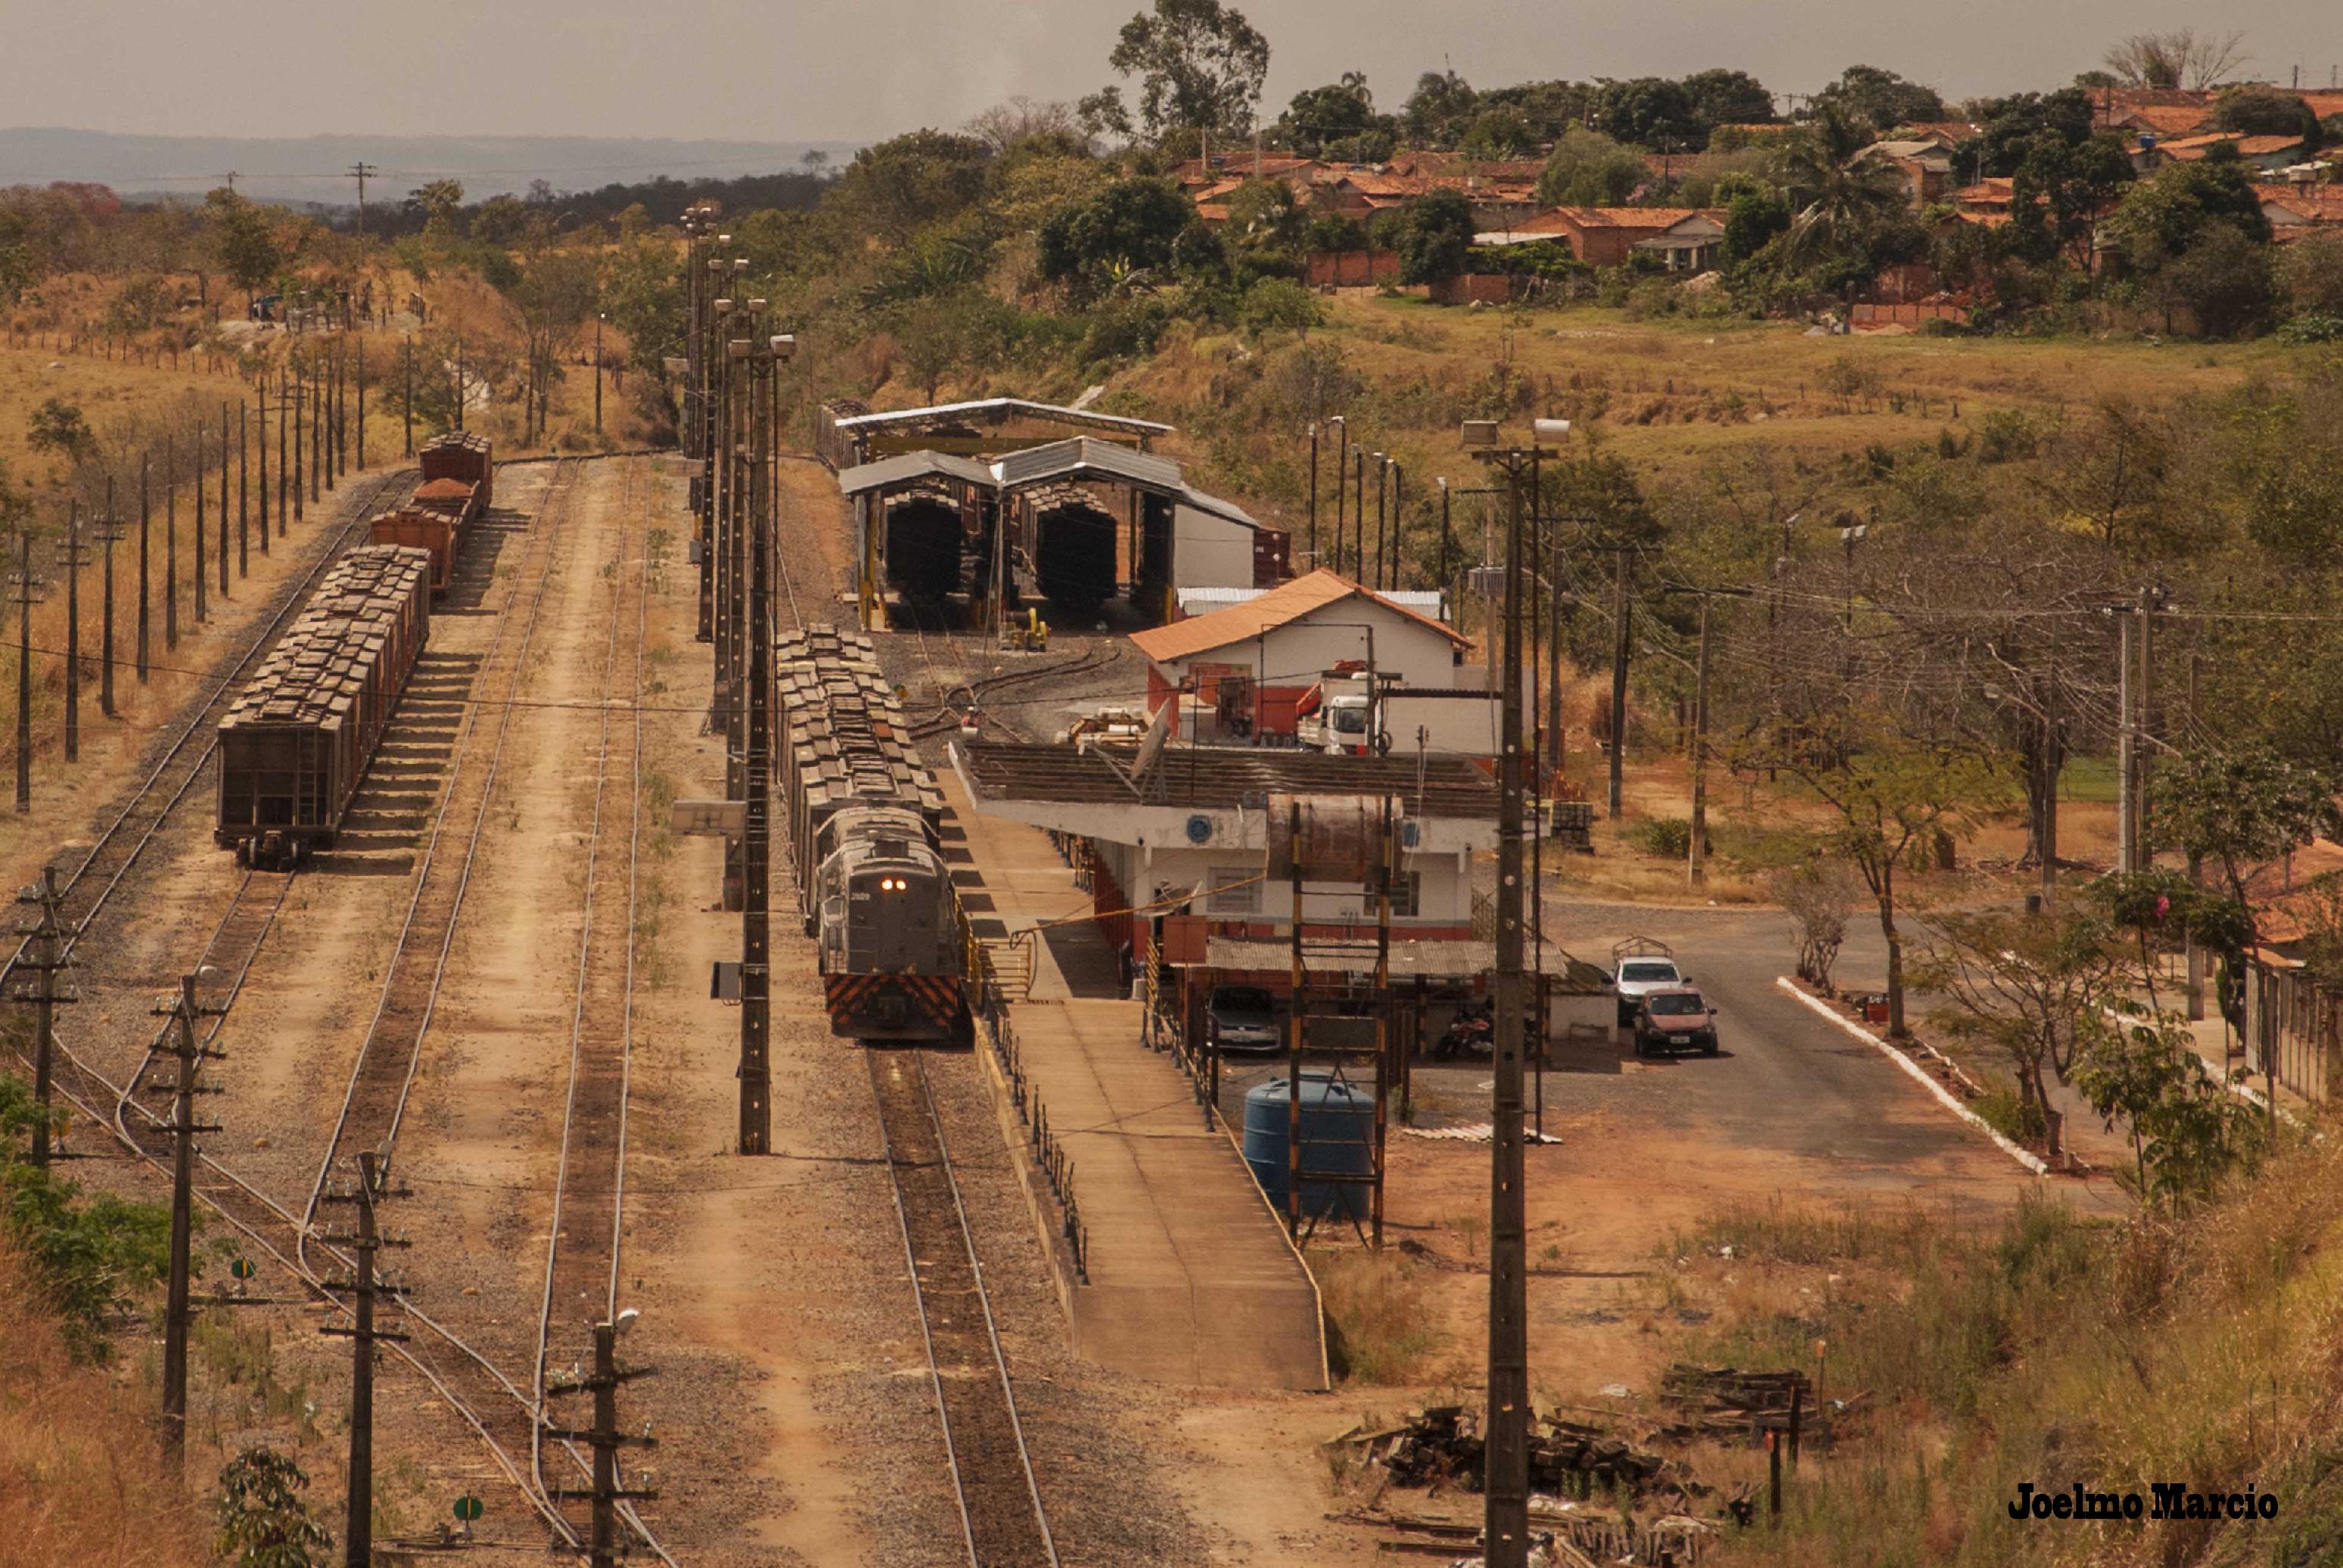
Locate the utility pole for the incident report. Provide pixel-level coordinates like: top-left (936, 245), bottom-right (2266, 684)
top-left (2186, 652), bottom-right (2205, 1020)
top-left (1351, 446), bottom-right (1366, 582)
top-left (544, 1319), bottom-right (660, 1568)
top-left (12, 533), bottom-right (45, 812)
top-left (164, 436), bottom-right (179, 650)
top-left (1465, 417), bottom-right (1567, 1568)
top-left (2136, 585), bottom-right (2164, 862)
top-left (2116, 607), bottom-right (2135, 875)
top-left (321, 1151), bottom-right (409, 1568)
top-left (347, 161), bottom-right (378, 239)
top-left (138, 453), bottom-right (155, 680)
top-left (738, 328), bottom-right (788, 1156)
top-left (402, 336), bottom-right (415, 457)
top-left (151, 973), bottom-right (225, 1471)
top-left (2040, 623), bottom-right (2059, 911)
top-left (97, 481), bottom-right (120, 716)
top-left (219, 405), bottom-right (231, 597)
top-left (291, 362), bottom-right (303, 523)
top-left (355, 338), bottom-right (365, 471)
top-left (237, 400), bottom-right (249, 577)
top-left (64, 501), bottom-right (80, 761)
top-left (594, 312), bottom-right (605, 433)
top-left (5, 866), bottom-right (77, 1166)
top-left (1608, 548), bottom-right (1630, 818)
top-left (1331, 416), bottom-right (1348, 578)
top-left (1664, 585), bottom-right (1753, 887)
top-left (1306, 421), bottom-right (1319, 567)
top-left (1437, 478), bottom-right (1452, 611)
top-left (194, 428), bottom-right (207, 622)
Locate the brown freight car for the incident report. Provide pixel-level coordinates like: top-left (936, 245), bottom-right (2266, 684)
top-left (216, 545), bottom-right (433, 866)
top-left (418, 430), bottom-right (493, 510)
top-left (365, 477), bottom-right (482, 592)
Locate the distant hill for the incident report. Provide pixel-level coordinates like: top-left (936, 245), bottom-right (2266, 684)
top-left (0, 127), bottom-right (861, 206)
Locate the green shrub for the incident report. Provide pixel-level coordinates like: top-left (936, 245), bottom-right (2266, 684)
top-left (1636, 818), bottom-right (1711, 859)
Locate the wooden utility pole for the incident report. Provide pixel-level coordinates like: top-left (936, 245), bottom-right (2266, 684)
top-left (2040, 623), bottom-right (2059, 911)
top-left (1465, 427), bottom-right (1562, 1568)
top-left (544, 1321), bottom-right (660, 1568)
top-left (219, 405), bottom-right (231, 596)
top-left (237, 400), bottom-right (249, 577)
top-left (402, 337), bottom-right (414, 457)
top-left (594, 312), bottom-right (605, 433)
top-left (2186, 652), bottom-right (2205, 1020)
top-left (64, 501), bottom-right (80, 761)
top-left (1331, 416), bottom-right (1348, 577)
top-left (1608, 547), bottom-right (1631, 819)
top-left (1664, 585), bottom-right (1753, 887)
top-left (256, 383), bottom-right (270, 551)
top-left (346, 161), bottom-right (378, 238)
top-left (194, 430), bottom-right (207, 623)
top-left (1306, 421), bottom-right (1319, 567)
top-left (5, 867), bottom-right (76, 1166)
top-left (321, 1151), bottom-right (408, 1568)
top-left (151, 974), bottom-right (225, 1471)
top-left (354, 338), bottom-right (365, 471)
top-left (97, 482), bottom-right (120, 716)
top-left (292, 362), bottom-right (306, 521)
top-left (2116, 607), bottom-right (2135, 875)
top-left (12, 533), bottom-right (46, 812)
top-left (164, 437), bottom-right (179, 650)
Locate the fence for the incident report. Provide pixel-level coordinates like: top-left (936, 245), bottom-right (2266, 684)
top-left (2245, 961), bottom-right (2339, 1106)
top-left (1142, 932), bottom-right (1220, 1127)
top-left (959, 893), bottom-right (1088, 1280)
top-left (1306, 250), bottom-right (1400, 288)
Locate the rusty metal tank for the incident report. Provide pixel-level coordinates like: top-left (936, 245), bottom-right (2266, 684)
top-left (1264, 793), bottom-right (1398, 881)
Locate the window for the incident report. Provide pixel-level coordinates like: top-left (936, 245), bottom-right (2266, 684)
top-left (1387, 872), bottom-right (1422, 918)
top-left (1619, 961), bottom-right (1679, 983)
top-left (1208, 867), bottom-right (1260, 914)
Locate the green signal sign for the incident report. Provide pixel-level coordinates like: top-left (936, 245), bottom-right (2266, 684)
top-left (230, 1258), bottom-right (258, 1281)
top-left (452, 1495), bottom-right (484, 1523)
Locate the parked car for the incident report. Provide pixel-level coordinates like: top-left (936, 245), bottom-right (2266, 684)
top-left (1207, 985), bottom-right (1282, 1053)
top-left (1632, 989), bottom-right (1720, 1057)
top-left (1613, 954), bottom-right (1689, 1026)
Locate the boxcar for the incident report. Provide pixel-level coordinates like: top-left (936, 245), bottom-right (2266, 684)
top-left (772, 624), bottom-right (963, 1041)
top-left (216, 545), bottom-right (433, 867)
top-left (418, 430), bottom-right (493, 511)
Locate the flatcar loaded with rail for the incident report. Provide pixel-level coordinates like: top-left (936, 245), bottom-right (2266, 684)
top-left (774, 624), bottom-right (965, 1041)
top-left (368, 430), bottom-right (493, 591)
top-left (215, 544), bottom-right (433, 867)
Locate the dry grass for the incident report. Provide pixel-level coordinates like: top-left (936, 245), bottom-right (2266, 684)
top-left (1313, 1246), bottom-right (1445, 1385)
top-left (0, 1234), bottom-right (208, 1568)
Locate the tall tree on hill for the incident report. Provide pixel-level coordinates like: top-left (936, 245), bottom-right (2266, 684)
top-left (1680, 69), bottom-right (1777, 135)
top-left (828, 129), bottom-right (995, 245)
top-left (2103, 29), bottom-right (2248, 90)
top-left (1775, 109), bottom-right (1909, 269)
top-left (204, 187), bottom-right (281, 309)
top-left (1534, 129), bottom-right (1646, 206)
top-left (1813, 64), bottom-right (1947, 132)
top-left (1588, 77), bottom-right (1703, 151)
top-left (1403, 70), bottom-right (1478, 147)
top-left (1387, 188), bottom-right (1475, 284)
top-left (1276, 72), bottom-right (1378, 155)
top-left (1100, 0), bottom-right (1271, 143)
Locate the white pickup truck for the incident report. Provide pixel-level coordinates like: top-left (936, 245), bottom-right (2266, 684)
top-left (1611, 946), bottom-right (1689, 1026)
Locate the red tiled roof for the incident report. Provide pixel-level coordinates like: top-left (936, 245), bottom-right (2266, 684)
top-left (2258, 184), bottom-right (2343, 222)
top-left (2118, 104), bottom-right (2217, 137)
top-left (1545, 206), bottom-right (1719, 231)
top-left (1129, 569), bottom-right (1467, 665)
top-left (2152, 131), bottom-right (2303, 161)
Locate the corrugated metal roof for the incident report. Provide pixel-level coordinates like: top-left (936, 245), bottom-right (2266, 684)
top-left (1179, 585), bottom-right (1446, 619)
top-left (993, 436), bottom-right (1185, 493)
top-left (831, 397), bottom-right (1172, 436)
top-left (836, 450), bottom-right (999, 498)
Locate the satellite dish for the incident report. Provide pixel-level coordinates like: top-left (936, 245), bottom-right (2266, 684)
top-left (616, 1307), bottom-right (641, 1337)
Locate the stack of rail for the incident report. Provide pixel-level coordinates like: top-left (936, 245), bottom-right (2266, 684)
top-left (215, 544), bottom-right (433, 865)
top-left (772, 623), bottom-right (962, 1040)
top-left (367, 430), bottom-right (493, 590)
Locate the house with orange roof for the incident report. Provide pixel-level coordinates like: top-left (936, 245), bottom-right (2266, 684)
top-left (2133, 131), bottom-right (2307, 174)
top-left (1850, 138), bottom-right (1958, 206)
top-left (1128, 568), bottom-right (1477, 740)
top-left (2259, 182), bottom-right (2343, 237)
top-left (1951, 177), bottom-right (2016, 225)
top-left (1478, 206), bottom-right (1727, 269)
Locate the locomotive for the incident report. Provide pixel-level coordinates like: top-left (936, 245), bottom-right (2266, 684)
top-left (773, 624), bottom-right (965, 1041)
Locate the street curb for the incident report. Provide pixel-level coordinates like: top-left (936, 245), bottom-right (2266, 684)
top-left (1775, 978), bottom-right (2049, 1176)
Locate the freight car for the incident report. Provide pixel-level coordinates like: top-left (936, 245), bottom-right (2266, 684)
top-left (1027, 482), bottom-right (1118, 616)
top-left (418, 430), bottom-right (493, 509)
top-left (216, 545), bottom-right (433, 867)
top-left (773, 624), bottom-right (965, 1042)
top-left (882, 482), bottom-right (965, 605)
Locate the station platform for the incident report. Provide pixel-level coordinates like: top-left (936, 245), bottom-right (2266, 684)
top-left (938, 774), bottom-right (1328, 1393)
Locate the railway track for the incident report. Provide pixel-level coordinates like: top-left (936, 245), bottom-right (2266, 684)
top-left (0, 467), bottom-right (415, 990)
top-left (533, 458), bottom-right (651, 1524)
top-left (868, 1048), bottom-right (1060, 1568)
top-left (300, 458), bottom-right (578, 1239)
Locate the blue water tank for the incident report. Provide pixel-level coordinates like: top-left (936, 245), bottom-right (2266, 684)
top-left (1242, 1073), bottom-right (1374, 1222)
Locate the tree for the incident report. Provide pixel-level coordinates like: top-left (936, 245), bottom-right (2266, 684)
top-left (1723, 189), bottom-right (1790, 264)
top-left (2106, 149), bottom-right (2271, 262)
top-left (828, 129), bottom-right (995, 244)
top-left (1105, 0), bottom-right (1271, 141)
top-left (1036, 177), bottom-right (1193, 290)
top-left (967, 96), bottom-right (1086, 154)
top-left (1403, 70), bottom-right (1478, 147)
top-left (1680, 69), bottom-right (1776, 136)
top-left (1534, 128), bottom-right (1645, 207)
top-left (1238, 275), bottom-right (1319, 339)
top-left (0, 1074), bottom-right (170, 1359)
top-left (2277, 230), bottom-right (2343, 317)
top-left (204, 188), bottom-right (282, 307)
top-left (1221, 177), bottom-right (1307, 253)
top-left (2103, 29), bottom-right (2248, 90)
top-left (2146, 222), bottom-right (2277, 338)
top-left (2007, 131), bottom-right (2133, 270)
top-left (2214, 87), bottom-right (2321, 146)
top-left (1461, 107), bottom-right (1538, 160)
top-left (2072, 1014), bottom-right (2264, 1203)
top-left (1916, 906), bottom-right (2124, 1148)
top-left (1974, 88), bottom-right (2098, 179)
top-left (406, 179), bottom-right (465, 235)
top-left (26, 397), bottom-right (95, 464)
top-left (1389, 188), bottom-right (1475, 284)
top-left (214, 1446), bottom-right (332, 1568)
top-left (1812, 64), bottom-right (1947, 132)
top-left (1770, 733), bottom-right (2005, 1036)
top-left (1276, 73), bottom-right (1377, 155)
top-left (1775, 109), bottom-right (1910, 275)
top-left (1774, 859), bottom-right (1860, 992)
top-left (1588, 76), bottom-right (1702, 151)
top-left (500, 234), bottom-right (598, 442)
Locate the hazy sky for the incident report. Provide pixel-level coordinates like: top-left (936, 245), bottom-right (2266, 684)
top-left (5, 0), bottom-right (2338, 144)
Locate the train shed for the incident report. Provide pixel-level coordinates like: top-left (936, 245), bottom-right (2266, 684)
top-left (838, 435), bottom-right (1289, 632)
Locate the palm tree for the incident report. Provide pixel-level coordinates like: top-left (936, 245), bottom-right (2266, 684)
top-left (1773, 107), bottom-right (1909, 272)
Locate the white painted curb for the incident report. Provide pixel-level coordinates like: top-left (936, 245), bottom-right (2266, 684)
top-left (1776, 977), bottom-right (2049, 1176)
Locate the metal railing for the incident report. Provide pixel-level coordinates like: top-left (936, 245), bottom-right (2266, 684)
top-left (959, 894), bottom-right (1089, 1281)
